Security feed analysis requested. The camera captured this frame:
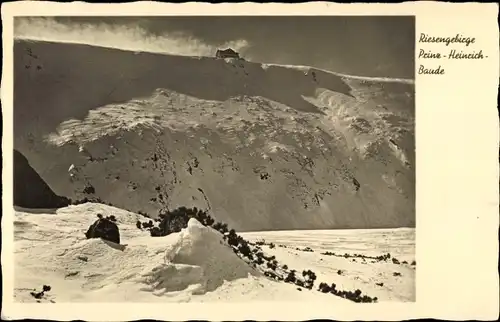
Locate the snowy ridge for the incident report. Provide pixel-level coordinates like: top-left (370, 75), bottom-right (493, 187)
top-left (262, 63), bottom-right (415, 85)
top-left (14, 39), bottom-right (415, 231)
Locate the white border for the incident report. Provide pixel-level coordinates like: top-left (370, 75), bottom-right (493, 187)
top-left (2, 1), bottom-right (499, 320)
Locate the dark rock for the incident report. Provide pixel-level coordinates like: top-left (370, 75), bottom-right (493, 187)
top-left (85, 216), bottom-right (120, 244)
top-left (353, 178), bottom-right (361, 191)
top-left (13, 149), bottom-right (70, 209)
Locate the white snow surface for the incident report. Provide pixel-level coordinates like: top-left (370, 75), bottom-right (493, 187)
top-left (14, 203), bottom-right (415, 303)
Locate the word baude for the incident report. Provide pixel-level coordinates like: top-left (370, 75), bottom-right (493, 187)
top-left (418, 65), bottom-right (445, 75)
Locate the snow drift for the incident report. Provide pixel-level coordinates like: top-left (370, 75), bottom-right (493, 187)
top-left (14, 39), bottom-right (415, 231)
top-left (14, 204), bottom-right (258, 301)
top-left (14, 203), bottom-right (415, 302)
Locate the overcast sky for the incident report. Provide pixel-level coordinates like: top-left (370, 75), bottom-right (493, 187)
top-left (20, 16), bottom-right (415, 79)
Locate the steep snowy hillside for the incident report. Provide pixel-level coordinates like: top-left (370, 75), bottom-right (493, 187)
top-left (13, 203), bottom-right (415, 303)
top-left (14, 39), bottom-right (415, 231)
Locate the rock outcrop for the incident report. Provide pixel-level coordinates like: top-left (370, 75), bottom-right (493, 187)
top-left (14, 39), bottom-right (415, 231)
top-left (13, 149), bottom-right (70, 209)
top-left (85, 214), bottom-right (120, 244)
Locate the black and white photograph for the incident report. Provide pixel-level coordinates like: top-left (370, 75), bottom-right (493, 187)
top-left (10, 14), bottom-right (417, 304)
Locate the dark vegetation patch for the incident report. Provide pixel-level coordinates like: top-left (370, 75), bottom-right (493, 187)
top-left (131, 206), bottom-right (378, 303)
top-left (30, 285), bottom-right (51, 300)
top-left (318, 282), bottom-right (377, 303)
top-left (82, 183), bottom-right (95, 195)
top-left (321, 251), bottom-right (407, 266)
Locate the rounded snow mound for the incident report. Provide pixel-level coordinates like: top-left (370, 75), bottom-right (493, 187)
top-left (137, 218), bottom-right (257, 296)
top-left (14, 204), bottom-right (258, 301)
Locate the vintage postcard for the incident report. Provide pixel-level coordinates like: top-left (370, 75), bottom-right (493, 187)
top-left (1, 1), bottom-right (498, 321)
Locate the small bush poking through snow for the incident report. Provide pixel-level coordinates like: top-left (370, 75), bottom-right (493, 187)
top-left (142, 220), bottom-right (154, 229)
top-left (302, 269), bottom-right (317, 289)
top-left (321, 250), bottom-right (398, 263)
top-left (133, 205), bottom-right (379, 303)
top-left (30, 285), bottom-right (52, 300)
top-left (212, 222), bottom-right (229, 234)
top-left (318, 282), bottom-right (377, 303)
top-left (284, 270), bottom-right (297, 283)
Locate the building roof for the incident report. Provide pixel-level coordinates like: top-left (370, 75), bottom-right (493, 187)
top-left (218, 48), bottom-right (238, 54)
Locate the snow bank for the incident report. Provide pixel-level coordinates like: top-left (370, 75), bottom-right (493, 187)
top-left (14, 204), bottom-right (257, 302)
top-left (137, 218), bottom-right (257, 295)
top-left (13, 203), bottom-right (414, 303)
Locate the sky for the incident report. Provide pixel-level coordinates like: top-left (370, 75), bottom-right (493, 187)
top-left (15, 16), bottom-right (415, 79)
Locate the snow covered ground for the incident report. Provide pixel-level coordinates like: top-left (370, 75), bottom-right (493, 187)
top-left (11, 27), bottom-right (414, 306)
top-left (13, 203), bottom-right (414, 303)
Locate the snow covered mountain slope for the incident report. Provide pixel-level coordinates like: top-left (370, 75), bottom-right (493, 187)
top-left (14, 39), bottom-right (415, 231)
top-left (13, 203), bottom-right (415, 303)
